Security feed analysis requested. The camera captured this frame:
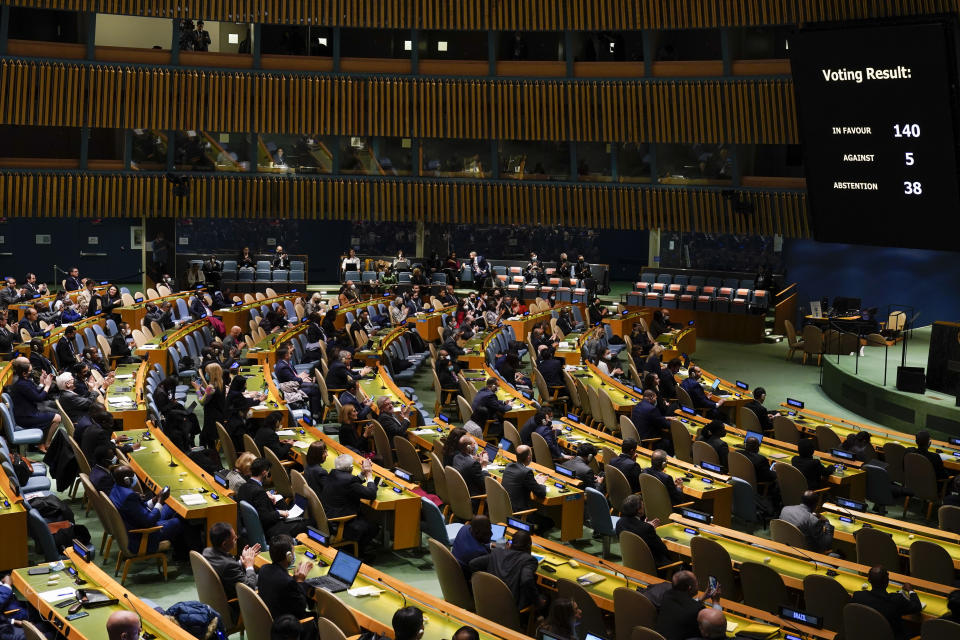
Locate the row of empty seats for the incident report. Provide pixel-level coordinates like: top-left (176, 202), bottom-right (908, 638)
top-left (639, 271), bottom-right (756, 290)
top-left (625, 283), bottom-right (769, 312)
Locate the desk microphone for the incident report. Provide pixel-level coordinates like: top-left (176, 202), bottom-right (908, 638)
top-left (167, 449), bottom-right (178, 468)
top-left (122, 592), bottom-right (157, 640)
top-left (375, 576), bottom-right (407, 608)
top-left (596, 557), bottom-right (638, 591)
top-left (789, 541), bottom-right (826, 573)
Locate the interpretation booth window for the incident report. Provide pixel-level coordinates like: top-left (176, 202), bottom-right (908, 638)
top-left (576, 143), bottom-right (613, 182)
top-left (617, 143), bottom-right (653, 183)
top-left (173, 131), bottom-right (249, 173)
top-left (339, 137), bottom-right (412, 177)
top-left (340, 28), bottom-right (413, 59)
top-left (657, 143), bottom-right (733, 183)
top-left (498, 140), bottom-right (570, 181)
top-left (421, 139), bottom-right (492, 178)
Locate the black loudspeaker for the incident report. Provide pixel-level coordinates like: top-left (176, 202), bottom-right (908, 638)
top-left (896, 366), bottom-right (926, 394)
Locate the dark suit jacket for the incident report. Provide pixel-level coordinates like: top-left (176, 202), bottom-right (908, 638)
top-left (108, 484), bottom-right (165, 553)
top-left (502, 462), bottom-right (545, 511)
top-left (436, 361), bottom-right (458, 389)
top-left (472, 389), bottom-right (511, 418)
top-left (609, 453), bottom-right (642, 492)
top-left (378, 412), bottom-right (409, 440)
top-left (680, 377), bottom-right (716, 411)
top-left (321, 468), bottom-right (377, 518)
top-left (655, 589), bottom-right (705, 640)
top-left (743, 400), bottom-right (773, 431)
top-left (744, 450), bottom-right (776, 483)
top-left (538, 357), bottom-right (565, 388)
top-left (631, 401), bottom-right (668, 441)
top-left (256, 563), bottom-right (310, 621)
top-left (452, 451), bottom-right (487, 496)
top-left (338, 391), bottom-right (372, 420)
top-left (468, 548), bottom-right (538, 608)
top-left (236, 479), bottom-right (282, 535)
top-left (850, 587), bottom-right (922, 639)
top-left (254, 425), bottom-right (292, 460)
top-left (304, 464), bottom-right (328, 498)
top-left (906, 447), bottom-right (948, 480)
top-left (325, 362), bottom-right (355, 390)
top-left (642, 467), bottom-right (684, 504)
top-left (55, 337), bottom-right (78, 368)
top-left (560, 456), bottom-right (597, 491)
top-left (659, 371), bottom-right (680, 401)
top-left (9, 377), bottom-right (50, 421)
top-left (202, 547), bottom-right (258, 600)
top-left (615, 515), bottom-right (670, 563)
top-left (0, 327), bottom-right (16, 353)
top-left (110, 333), bottom-right (132, 358)
top-left (65, 276), bottom-right (83, 291)
top-left (791, 455), bottom-right (831, 489)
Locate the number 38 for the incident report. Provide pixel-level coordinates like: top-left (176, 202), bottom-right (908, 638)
top-left (904, 181), bottom-right (922, 195)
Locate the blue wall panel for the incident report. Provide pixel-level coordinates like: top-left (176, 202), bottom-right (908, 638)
top-left (784, 239), bottom-right (960, 325)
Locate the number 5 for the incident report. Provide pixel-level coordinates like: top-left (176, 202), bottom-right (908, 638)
top-left (905, 152), bottom-right (915, 166)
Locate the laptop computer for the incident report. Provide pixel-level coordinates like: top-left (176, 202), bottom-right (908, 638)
top-left (710, 378), bottom-right (730, 396)
top-left (305, 550), bottom-right (362, 593)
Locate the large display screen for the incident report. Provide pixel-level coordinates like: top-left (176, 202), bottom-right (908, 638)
top-left (790, 19), bottom-right (960, 250)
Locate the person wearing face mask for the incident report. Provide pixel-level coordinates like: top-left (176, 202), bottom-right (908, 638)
top-left (434, 349), bottom-right (460, 395)
top-left (108, 465), bottom-right (183, 557)
top-left (109, 321), bottom-right (141, 364)
top-left (272, 245), bottom-right (290, 270)
top-left (597, 347), bottom-right (624, 378)
top-left (680, 365), bottom-right (726, 419)
top-left (450, 432), bottom-right (490, 498)
top-left (338, 280), bottom-right (359, 306)
top-left (533, 410), bottom-right (570, 462)
top-left (524, 252), bottom-right (542, 283)
top-left (574, 255), bottom-right (594, 296)
top-left (519, 406), bottom-right (553, 446)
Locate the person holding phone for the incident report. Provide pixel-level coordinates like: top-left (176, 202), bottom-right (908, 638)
top-left (654, 570), bottom-right (721, 640)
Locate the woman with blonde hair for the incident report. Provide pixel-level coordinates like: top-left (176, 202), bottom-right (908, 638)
top-left (193, 362), bottom-right (226, 448)
top-left (226, 452), bottom-right (256, 492)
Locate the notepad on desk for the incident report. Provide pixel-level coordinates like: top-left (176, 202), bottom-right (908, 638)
top-left (114, 374), bottom-right (134, 380)
top-left (276, 430), bottom-right (296, 436)
top-left (347, 586), bottom-right (383, 597)
top-left (768, 452), bottom-right (789, 459)
top-left (292, 441), bottom-right (310, 449)
top-left (576, 572), bottom-right (605, 586)
top-left (180, 494), bottom-right (205, 506)
top-left (139, 344), bottom-right (159, 350)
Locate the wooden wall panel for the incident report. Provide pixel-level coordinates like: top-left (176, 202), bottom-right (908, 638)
top-left (7, 0), bottom-right (960, 29)
top-left (0, 172), bottom-right (811, 236)
top-left (0, 62), bottom-right (802, 144)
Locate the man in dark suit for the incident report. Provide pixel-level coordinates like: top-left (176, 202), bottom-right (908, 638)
top-left (236, 458), bottom-right (306, 539)
top-left (64, 267), bottom-right (83, 292)
top-left (851, 566), bottom-right (922, 640)
top-left (467, 251), bottom-right (489, 290)
top-left (275, 346), bottom-right (322, 418)
top-left (615, 494), bottom-right (670, 566)
top-left (201, 522), bottom-right (259, 603)
top-left (321, 454), bottom-right (380, 553)
top-left (654, 570), bottom-right (720, 640)
top-left (742, 436), bottom-right (777, 485)
top-left (109, 322), bottom-right (140, 364)
top-left (608, 438), bottom-right (643, 492)
top-left (22, 273), bottom-right (47, 298)
top-left (189, 295), bottom-right (214, 320)
top-left (20, 308), bottom-right (42, 337)
top-left (537, 347), bottom-right (566, 390)
top-left (643, 449), bottom-right (685, 505)
top-left (468, 530), bottom-right (542, 609)
top-left (325, 350), bottom-right (371, 392)
top-left (339, 380), bottom-right (373, 420)
top-left (680, 366), bottom-right (725, 419)
top-left (471, 378), bottom-right (512, 437)
top-left (742, 386), bottom-right (777, 432)
top-left (659, 358), bottom-right (682, 402)
top-left (375, 397), bottom-right (410, 440)
top-left (56, 325), bottom-right (81, 369)
top-left (560, 442), bottom-right (601, 491)
top-left (502, 445), bottom-right (551, 531)
top-left (442, 329), bottom-right (467, 362)
top-left (631, 389), bottom-right (673, 455)
top-left (791, 437), bottom-right (832, 489)
top-left (256, 534), bottom-right (315, 626)
top-left (906, 431), bottom-right (948, 481)
top-left (108, 466), bottom-right (183, 557)
top-left (0, 315), bottom-right (18, 354)
top-left (519, 407), bottom-right (552, 447)
top-left (451, 432), bottom-right (489, 496)
top-left (689, 609), bottom-right (728, 640)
